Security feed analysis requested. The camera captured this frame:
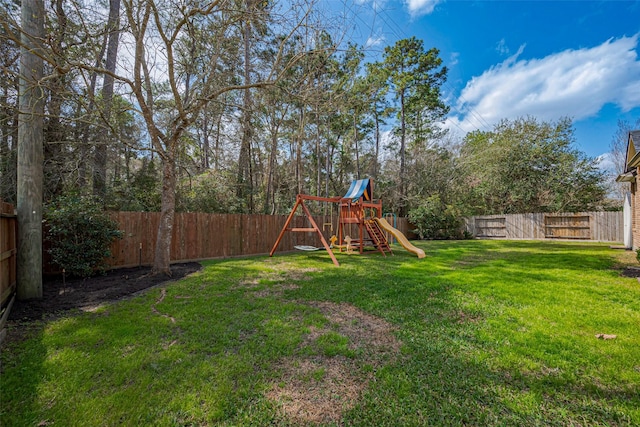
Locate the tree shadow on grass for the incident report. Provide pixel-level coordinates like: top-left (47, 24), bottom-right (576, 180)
top-left (345, 333), bottom-right (637, 426)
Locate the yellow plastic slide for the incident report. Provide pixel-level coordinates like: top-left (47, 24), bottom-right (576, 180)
top-left (373, 217), bottom-right (426, 259)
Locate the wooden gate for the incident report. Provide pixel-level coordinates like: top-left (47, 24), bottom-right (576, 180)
top-left (474, 216), bottom-right (507, 238)
top-left (544, 214), bottom-right (591, 239)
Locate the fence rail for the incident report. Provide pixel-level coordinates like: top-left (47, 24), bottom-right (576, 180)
top-left (465, 211), bottom-right (623, 242)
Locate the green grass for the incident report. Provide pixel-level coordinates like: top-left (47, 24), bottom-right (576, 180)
top-left (2, 240), bottom-right (640, 426)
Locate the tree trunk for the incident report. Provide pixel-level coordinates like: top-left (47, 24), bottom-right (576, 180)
top-left (0, 78), bottom-right (16, 203)
top-left (78, 40), bottom-right (108, 189)
top-left (354, 113), bottom-right (360, 180)
top-left (265, 119), bottom-right (279, 214)
top-left (399, 89), bottom-right (407, 216)
top-left (1, 81), bottom-right (9, 153)
top-left (296, 107), bottom-right (304, 195)
top-left (214, 111), bottom-right (222, 170)
top-left (316, 105), bottom-right (321, 197)
top-left (43, 0), bottom-right (67, 199)
top-left (152, 153), bottom-right (176, 276)
top-left (93, 0), bottom-right (120, 200)
top-left (202, 112), bottom-right (210, 170)
top-left (17, 0), bottom-right (44, 300)
top-left (325, 133), bottom-right (330, 198)
top-left (237, 17), bottom-right (254, 212)
top-left (44, 78), bottom-right (64, 199)
top-left (373, 110), bottom-right (380, 180)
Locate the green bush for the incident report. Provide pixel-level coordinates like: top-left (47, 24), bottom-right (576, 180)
top-left (45, 194), bottom-right (123, 277)
top-left (408, 195), bottom-right (463, 240)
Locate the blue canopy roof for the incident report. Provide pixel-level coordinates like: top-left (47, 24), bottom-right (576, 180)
top-left (343, 178), bottom-right (372, 201)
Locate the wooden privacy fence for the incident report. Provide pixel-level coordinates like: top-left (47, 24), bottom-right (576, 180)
top-left (0, 200), bottom-right (17, 342)
top-left (73, 212), bottom-right (411, 271)
top-left (99, 213), bottom-right (321, 269)
top-left (465, 211), bottom-right (623, 242)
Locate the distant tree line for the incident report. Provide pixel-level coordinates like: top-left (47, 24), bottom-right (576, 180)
top-left (1, 0), bottom-right (610, 275)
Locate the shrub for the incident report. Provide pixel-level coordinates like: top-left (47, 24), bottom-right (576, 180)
top-left (463, 230), bottom-right (474, 240)
top-left (408, 195), bottom-right (463, 240)
top-left (45, 194), bottom-right (123, 277)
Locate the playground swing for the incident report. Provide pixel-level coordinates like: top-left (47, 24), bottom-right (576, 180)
top-left (270, 178), bottom-right (425, 266)
top-left (294, 200), bottom-right (335, 252)
top-left (322, 200), bottom-right (334, 233)
top-left (293, 245), bottom-right (322, 251)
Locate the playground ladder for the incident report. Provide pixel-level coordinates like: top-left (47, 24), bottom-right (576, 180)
top-left (365, 219), bottom-right (392, 257)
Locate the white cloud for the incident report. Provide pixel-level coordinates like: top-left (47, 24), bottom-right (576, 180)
top-left (596, 152), bottom-right (617, 174)
top-left (365, 35), bottom-right (386, 49)
top-left (449, 35), bottom-right (640, 133)
top-left (496, 38), bottom-right (509, 56)
top-left (449, 52), bottom-right (460, 66)
top-left (354, 0), bottom-right (388, 12)
top-left (405, 0), bottom-right (443, 17)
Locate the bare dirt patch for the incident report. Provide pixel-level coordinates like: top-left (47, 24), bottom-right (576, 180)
top-left (261, 260), bottom-right (320, 281)
top-left (232, 261), bottom-right (315, 297)
top-left (306, 301), bottom-right (401, 354)
top-left (267, 357), bottom-right (362, 424)
top-left (252, 283), bottom-right (300, 298)
top-left (455, 310), bottom-right (483, 324)
top-left (267, 301), bottom-right (401, 424)
top-left (285, 268), bottom-right (320, 281)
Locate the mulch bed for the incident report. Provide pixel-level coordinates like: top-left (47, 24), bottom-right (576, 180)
top-left (620, 266), bottom-right (640, 278)
top-left (8, 262), bottom-right (202, 322)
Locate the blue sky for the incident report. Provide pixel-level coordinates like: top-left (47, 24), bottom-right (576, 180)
top-left (334, 0), bottom-right (640, 164)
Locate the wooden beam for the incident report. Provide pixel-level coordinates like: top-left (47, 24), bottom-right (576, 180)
top-left (270, 197), bottom-right (302, 256)
top-left (297, 194), bottom-right (341, 203)
top-left (299, 199), bottom-right (339, 266)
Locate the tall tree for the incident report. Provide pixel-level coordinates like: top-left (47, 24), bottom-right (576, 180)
top-left (236, 0), bottom-right (269, 213)
top-left (362, 61), bottom-right (391, 181)
top-left (16, 0), bottom-right (45, 299)
top-left (93, 0), bottom-right (121, 200)
top-left (380, 37), bottom-right (448, 216)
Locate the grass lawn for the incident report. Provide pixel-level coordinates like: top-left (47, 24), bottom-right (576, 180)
top-left (2, 240), bottom-right (640, 426)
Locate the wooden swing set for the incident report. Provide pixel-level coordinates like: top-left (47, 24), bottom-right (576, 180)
top-left (269, 178), bottom-right (392, 266)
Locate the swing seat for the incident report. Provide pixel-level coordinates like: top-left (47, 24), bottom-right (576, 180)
top-left (294, 245), bottom-right (321, 251)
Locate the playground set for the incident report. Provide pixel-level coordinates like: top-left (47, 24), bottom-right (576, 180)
top-left (269, 178), bottom-right (425, 266)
